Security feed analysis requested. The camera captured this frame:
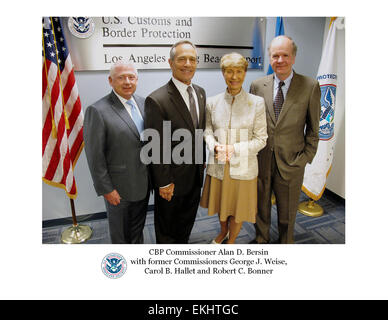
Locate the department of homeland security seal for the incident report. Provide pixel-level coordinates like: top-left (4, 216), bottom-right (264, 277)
top-left (68, 17), bottom-right (95, 39)
top-left (319, 84), bottom-right (336, 140)
top-left (101, 253), bottom-right (127, 279)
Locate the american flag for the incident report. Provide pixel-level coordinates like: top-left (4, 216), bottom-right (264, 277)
top-left (42, 17), bottom-right (84, 199)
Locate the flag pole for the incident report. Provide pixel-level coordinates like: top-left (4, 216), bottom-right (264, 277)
top-left (299, 17), bottom-right (341, 218)
top-left (298, 199), bottom-right (323, 217)
top-left (61, 198), bottom-right (93, 244)
top-left (271, 193), bottom-right (276, 205)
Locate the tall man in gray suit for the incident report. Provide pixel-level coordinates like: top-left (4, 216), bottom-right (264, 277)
top-left (83, 62), bottom-right (150, 244)
top-left (249, 36), bottom-right (321, 244)
top-left (145, 41), bottom-right (206, 244)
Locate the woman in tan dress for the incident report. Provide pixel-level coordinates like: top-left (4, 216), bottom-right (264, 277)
top-left (200, 52), bottom-right (267, 244)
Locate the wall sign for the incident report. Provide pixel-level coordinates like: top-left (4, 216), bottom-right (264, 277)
top-left (62, 17), bottom-right (266, 70)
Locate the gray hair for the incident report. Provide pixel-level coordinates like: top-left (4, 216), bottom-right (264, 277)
top-left (268, 35), bottom-right (298, 56)
top-left (109, 61), bottom-right (138, 78)
top-left (169, 40), bottom-right (197, 61)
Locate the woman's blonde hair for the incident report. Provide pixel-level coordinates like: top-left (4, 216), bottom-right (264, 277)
top-left (220, 52), bottom-right (248, 71)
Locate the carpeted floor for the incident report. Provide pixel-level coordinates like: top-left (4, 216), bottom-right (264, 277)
top-left (42, 190), bottom-right (345, 244)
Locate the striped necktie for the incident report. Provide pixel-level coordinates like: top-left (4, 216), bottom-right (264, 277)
top-left (274, 81), bottom-right (285, 121)
top-left (187, 86), bottom-right (199, 128)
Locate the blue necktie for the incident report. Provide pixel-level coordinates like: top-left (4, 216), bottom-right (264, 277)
top-left (126, 100), bottom-right (144, 136)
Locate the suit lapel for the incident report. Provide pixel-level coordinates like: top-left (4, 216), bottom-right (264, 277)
top-left (167, 80), bottom-right (196, 132)
top-left (109, 91), bottom-right (140, 139)
top-left (276, 73), bottom-right (300, 125)
top-left (263, 76), bottom-right (276, 125)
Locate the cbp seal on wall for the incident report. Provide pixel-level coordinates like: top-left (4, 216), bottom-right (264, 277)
top-left (101, 253), bottom-right (127, 279)
top-left (319, 84), bottom-right (336, 140)
top-left (68, 17), bottom-right (95, 39)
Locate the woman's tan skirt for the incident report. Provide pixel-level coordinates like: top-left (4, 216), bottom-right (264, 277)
top-left (200, 163), bottom-right (257, 223)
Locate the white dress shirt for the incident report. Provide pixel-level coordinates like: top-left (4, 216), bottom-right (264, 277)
top-left (112, 90), bottom-right (143, 121)
top-left (171, 77), bottom-right (200, 120)
top-left (273, 70), bottom-right (294, 100)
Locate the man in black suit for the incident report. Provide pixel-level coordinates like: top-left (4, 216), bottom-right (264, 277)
top-left (145, 41), bottom-right (206, 244)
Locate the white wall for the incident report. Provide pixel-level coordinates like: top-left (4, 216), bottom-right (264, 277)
top-left (42, 17), bottom-right (327, 221)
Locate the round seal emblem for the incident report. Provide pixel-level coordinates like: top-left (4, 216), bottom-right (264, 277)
top-left (68, 17), bottom-right (95, 39)
top-left (101, 253), bottom-right (127, 279)
top-left (319, 84), bottom-right (336, 140)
